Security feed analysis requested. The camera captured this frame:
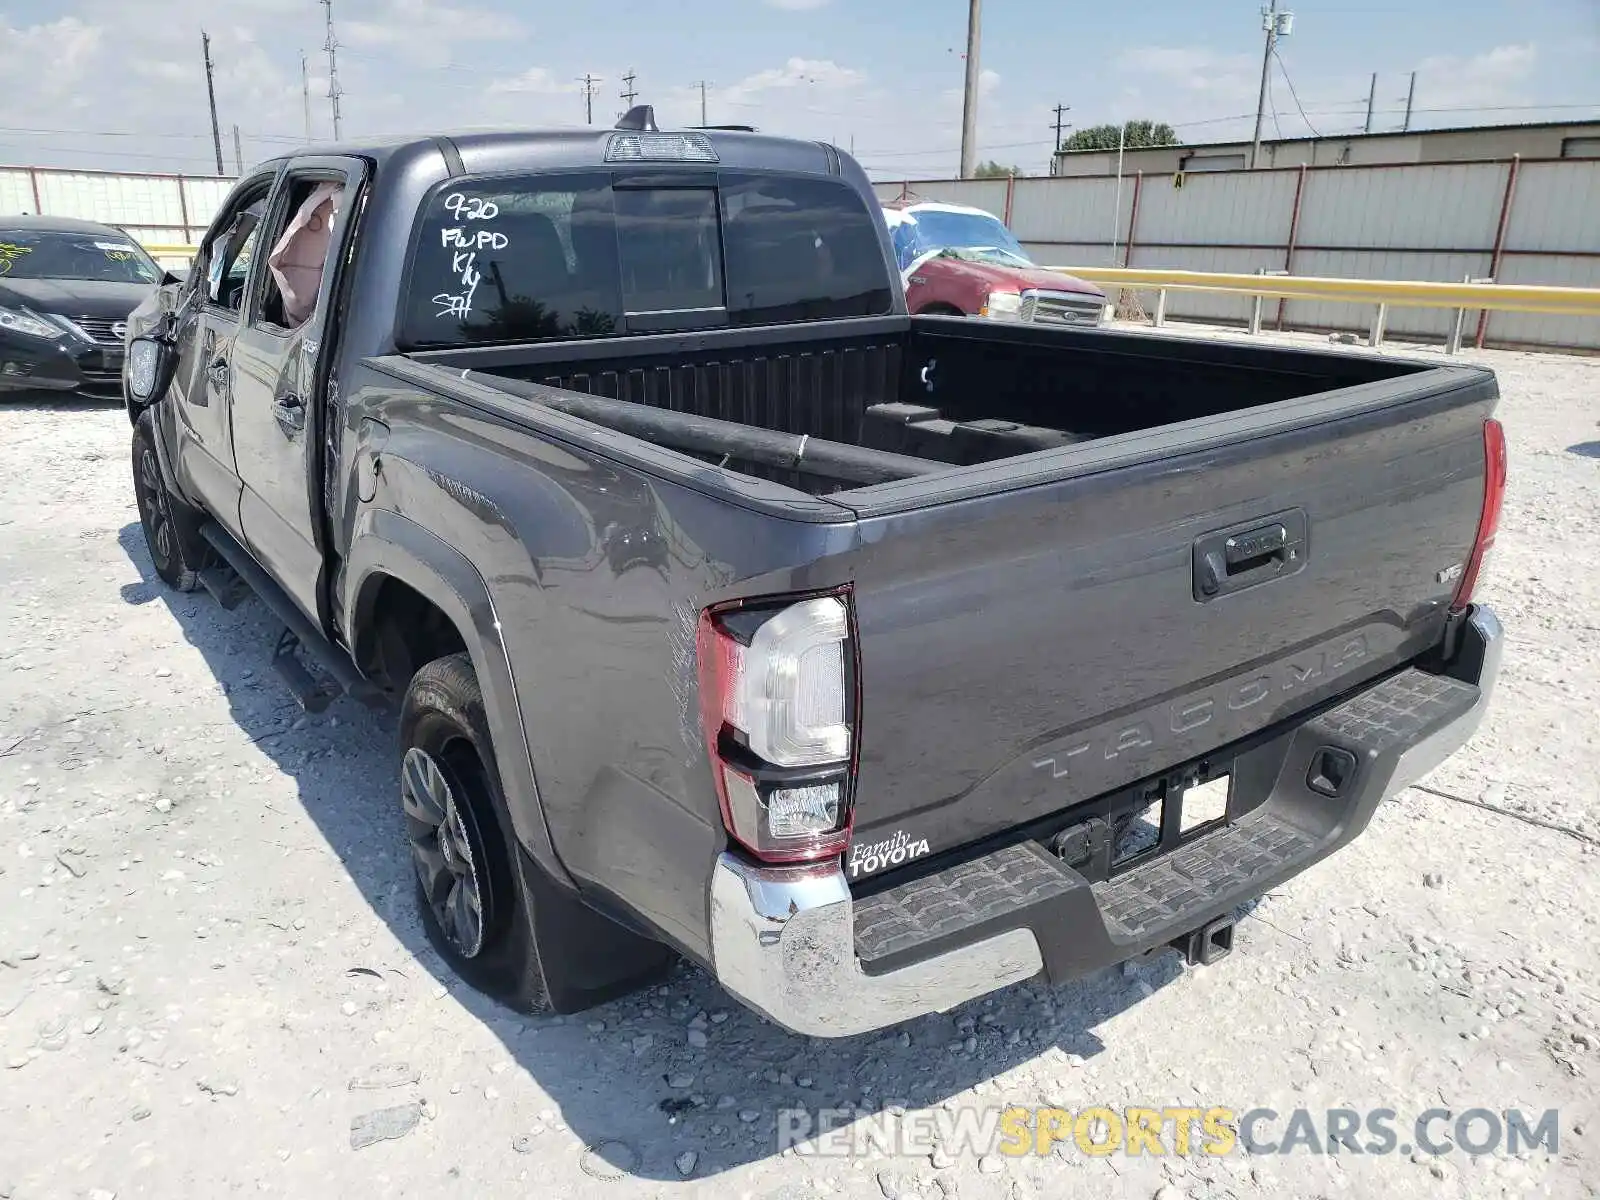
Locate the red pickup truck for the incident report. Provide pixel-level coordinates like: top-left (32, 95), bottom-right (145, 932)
top-left (883, 200), bottom-right (1109, 325)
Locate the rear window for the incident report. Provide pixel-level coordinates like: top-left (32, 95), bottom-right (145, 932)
top-left (402, 171), bottom-right (893, 348)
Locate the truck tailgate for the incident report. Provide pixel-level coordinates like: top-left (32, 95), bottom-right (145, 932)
top-left (834, 367), bottom-right (1497, 876)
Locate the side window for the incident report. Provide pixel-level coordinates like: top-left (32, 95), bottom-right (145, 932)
top-left (200, 188), bottom-right (270, 315)
top-left (256, 176), bottom-right (348, 333)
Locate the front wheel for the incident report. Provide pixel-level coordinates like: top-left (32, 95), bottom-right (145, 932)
top-left (131, 411), bottom-right (209, 591)
top-left (399, 653), bottom-right (551, 1012)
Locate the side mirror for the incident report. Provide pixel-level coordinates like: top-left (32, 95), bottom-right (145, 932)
top-left (126, 334), bottom-right (178, 404)
top-left (162, 266), bottom-right (190, 286)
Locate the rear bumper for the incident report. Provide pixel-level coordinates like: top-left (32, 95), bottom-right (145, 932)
top-left (708, 605), bottom-right (1502, 1038)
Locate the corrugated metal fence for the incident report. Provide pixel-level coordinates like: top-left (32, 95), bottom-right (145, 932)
top-left (876, 157), bottom-right (1600, 351)
top-left (1, 165), bottom-right (234, 248)
top-left (6, 161), bottom-right (1597, 351)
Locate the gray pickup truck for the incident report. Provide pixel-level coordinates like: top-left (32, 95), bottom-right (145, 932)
top-left (123, 108), bottom-right (1505, 1037)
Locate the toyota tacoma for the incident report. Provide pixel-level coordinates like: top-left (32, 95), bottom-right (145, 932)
top-left (123, 109), bottom-right (1505, 1037)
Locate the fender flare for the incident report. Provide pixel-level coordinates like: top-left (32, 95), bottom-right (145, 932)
top-left (342, 507), bottom-right (574, 890)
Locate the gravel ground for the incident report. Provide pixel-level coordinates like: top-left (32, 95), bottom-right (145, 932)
top-left (1, 333), bottom-right (1597, 1200)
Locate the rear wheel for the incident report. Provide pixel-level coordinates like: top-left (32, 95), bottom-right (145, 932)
top-left (131, 411), bottom-right (209, 592)
top-left (399, 653), bottom-right (550, 1012)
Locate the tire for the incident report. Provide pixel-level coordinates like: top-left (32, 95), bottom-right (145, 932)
top-left (919, 303), bottom-right (967, 317)
top-left (399, 653), bottom-right (551, 1013)
top-left (131, 410), bottom-right (210, 592)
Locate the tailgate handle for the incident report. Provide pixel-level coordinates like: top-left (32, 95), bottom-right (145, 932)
top-left (1194, 509), bottom-right (1307, 601)
top-left (1224, 523), bottom-right (1288, 572)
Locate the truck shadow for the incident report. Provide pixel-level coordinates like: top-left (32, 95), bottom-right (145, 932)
top-left (118, 520), bottom-right (1212, 1182)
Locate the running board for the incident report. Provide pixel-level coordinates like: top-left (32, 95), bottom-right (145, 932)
top-left (198, 522), bottom-right (385, 710)
top-left (197, 565), bottom-right (250, 610)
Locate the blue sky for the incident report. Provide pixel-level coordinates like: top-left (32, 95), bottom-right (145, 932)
top-left (1, 0), bottom-right (1597, 178)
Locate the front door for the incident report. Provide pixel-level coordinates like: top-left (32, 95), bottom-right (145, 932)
top-left (229, 159), bottom-right (364, 626)
top-left (168, 172), bottom-right (278, 537)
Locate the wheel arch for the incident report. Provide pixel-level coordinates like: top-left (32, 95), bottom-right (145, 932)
top-left (343, 509), bottom-right (575, 890)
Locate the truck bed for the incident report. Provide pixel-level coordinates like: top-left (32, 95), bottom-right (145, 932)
top-left (409, 315), bottom-right (1431, 495)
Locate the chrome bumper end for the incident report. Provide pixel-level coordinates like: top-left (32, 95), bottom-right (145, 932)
top-left (708, 854), bottom-right (1042, 1038)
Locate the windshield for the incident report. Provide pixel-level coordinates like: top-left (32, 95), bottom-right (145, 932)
top-left (0, 229), bottom-right (161, 284)
top-left (888, 209), bottom-right (1033, 273)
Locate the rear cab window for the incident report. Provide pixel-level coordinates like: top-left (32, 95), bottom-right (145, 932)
top-left (401, 170), bottom-right (893, 348)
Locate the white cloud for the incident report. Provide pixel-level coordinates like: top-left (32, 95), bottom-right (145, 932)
top-left (488, 68), bottom-right (581, 97)
top-left (1115, 45), bottom-right (1256, 102)
top-left (343, 0), bottom-right (526, 69)
top-left (727, 57), bottom-right (863, 95)
top-left (763, 0), bottom-right (832, 9)
top-left (1412, 43), bottom-right (1537, 110)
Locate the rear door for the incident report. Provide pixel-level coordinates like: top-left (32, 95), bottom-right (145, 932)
top-left (832, 368), bottom-right (1497, 874)
top-left (230, 157), bottom-right (365, 625)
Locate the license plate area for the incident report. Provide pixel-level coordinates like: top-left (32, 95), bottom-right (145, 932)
top-left (1049, 760), bottom-right (1234, 883)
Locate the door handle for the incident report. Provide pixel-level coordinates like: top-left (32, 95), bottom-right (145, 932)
top-left (908, 275), bottom-right (928, 285)
top-left (206, 356), bottom-right (229, 384)
top-left (273, 394), bottom-right (306, 436)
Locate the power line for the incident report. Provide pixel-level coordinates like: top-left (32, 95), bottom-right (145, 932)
top-left (621, 70), bottom-right (638, 110)
top-left (1268, 63), bottom-right (1284, 140)
top-left (1273, 49), bottom-right (1323, 137)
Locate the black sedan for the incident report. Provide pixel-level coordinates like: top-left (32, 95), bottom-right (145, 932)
top-left (1, 215), bottom-right (164, 398)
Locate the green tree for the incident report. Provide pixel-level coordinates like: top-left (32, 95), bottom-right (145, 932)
top-left (1061, 121), bottom-right (1180, 152)
top-left (973, 160), bottom-right (1024, 178)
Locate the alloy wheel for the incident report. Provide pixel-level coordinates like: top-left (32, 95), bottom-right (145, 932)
top-left (401, 745), bottom-right (488, 959)
top-left (137, 447), bottom-right (174, 564)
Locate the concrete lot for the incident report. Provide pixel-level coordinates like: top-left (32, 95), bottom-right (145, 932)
top-left (1, 333), bottom-right (1597, 1200)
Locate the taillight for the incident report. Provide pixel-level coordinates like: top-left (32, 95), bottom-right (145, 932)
top-left (1452, 418), bottom-right (1507, 611)
top-left (697, 592), bottom-right (859, 863)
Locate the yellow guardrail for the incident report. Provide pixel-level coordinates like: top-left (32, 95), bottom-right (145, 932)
top-left (1046, 266), bottom-right (1600, 319)
top-left (143, 244), bottom-right (198, 258)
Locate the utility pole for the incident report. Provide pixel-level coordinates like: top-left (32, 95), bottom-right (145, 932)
top-left (301, 52), bottom-right (314, 139)
top-left (1364, 72), bottom-right (1377, 133)
top-left (621, 70), bottom-right (638, 111)
top-left (1250, 2), bottom-right (1294, 168)
top-left (580, 73), bottom-right (597, 124)
top-left (959, 0), bottom-right (982, 178)
top-left (1050, 103), bottom-right (1071, 153)
top-left (1403, 71), bottom-right (1417, 131)
top-left (694, 81), bottom-right (710, 127)
top-left (322, 0), bottom-right (344, 141)
top-left (201, 30), bottom-right (224, 176)
top-left (232, 124), bottom-right (244, 174)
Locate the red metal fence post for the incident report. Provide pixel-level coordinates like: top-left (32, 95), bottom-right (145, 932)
top-left (27, 167), bottom-right (42, 215)
top-left (1123, 171), bottom-right (1143, 268)
top-left (1003, 171), bottom-right (1016, 225)
top-left (1476, 154), bottom-right (1521, 350)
